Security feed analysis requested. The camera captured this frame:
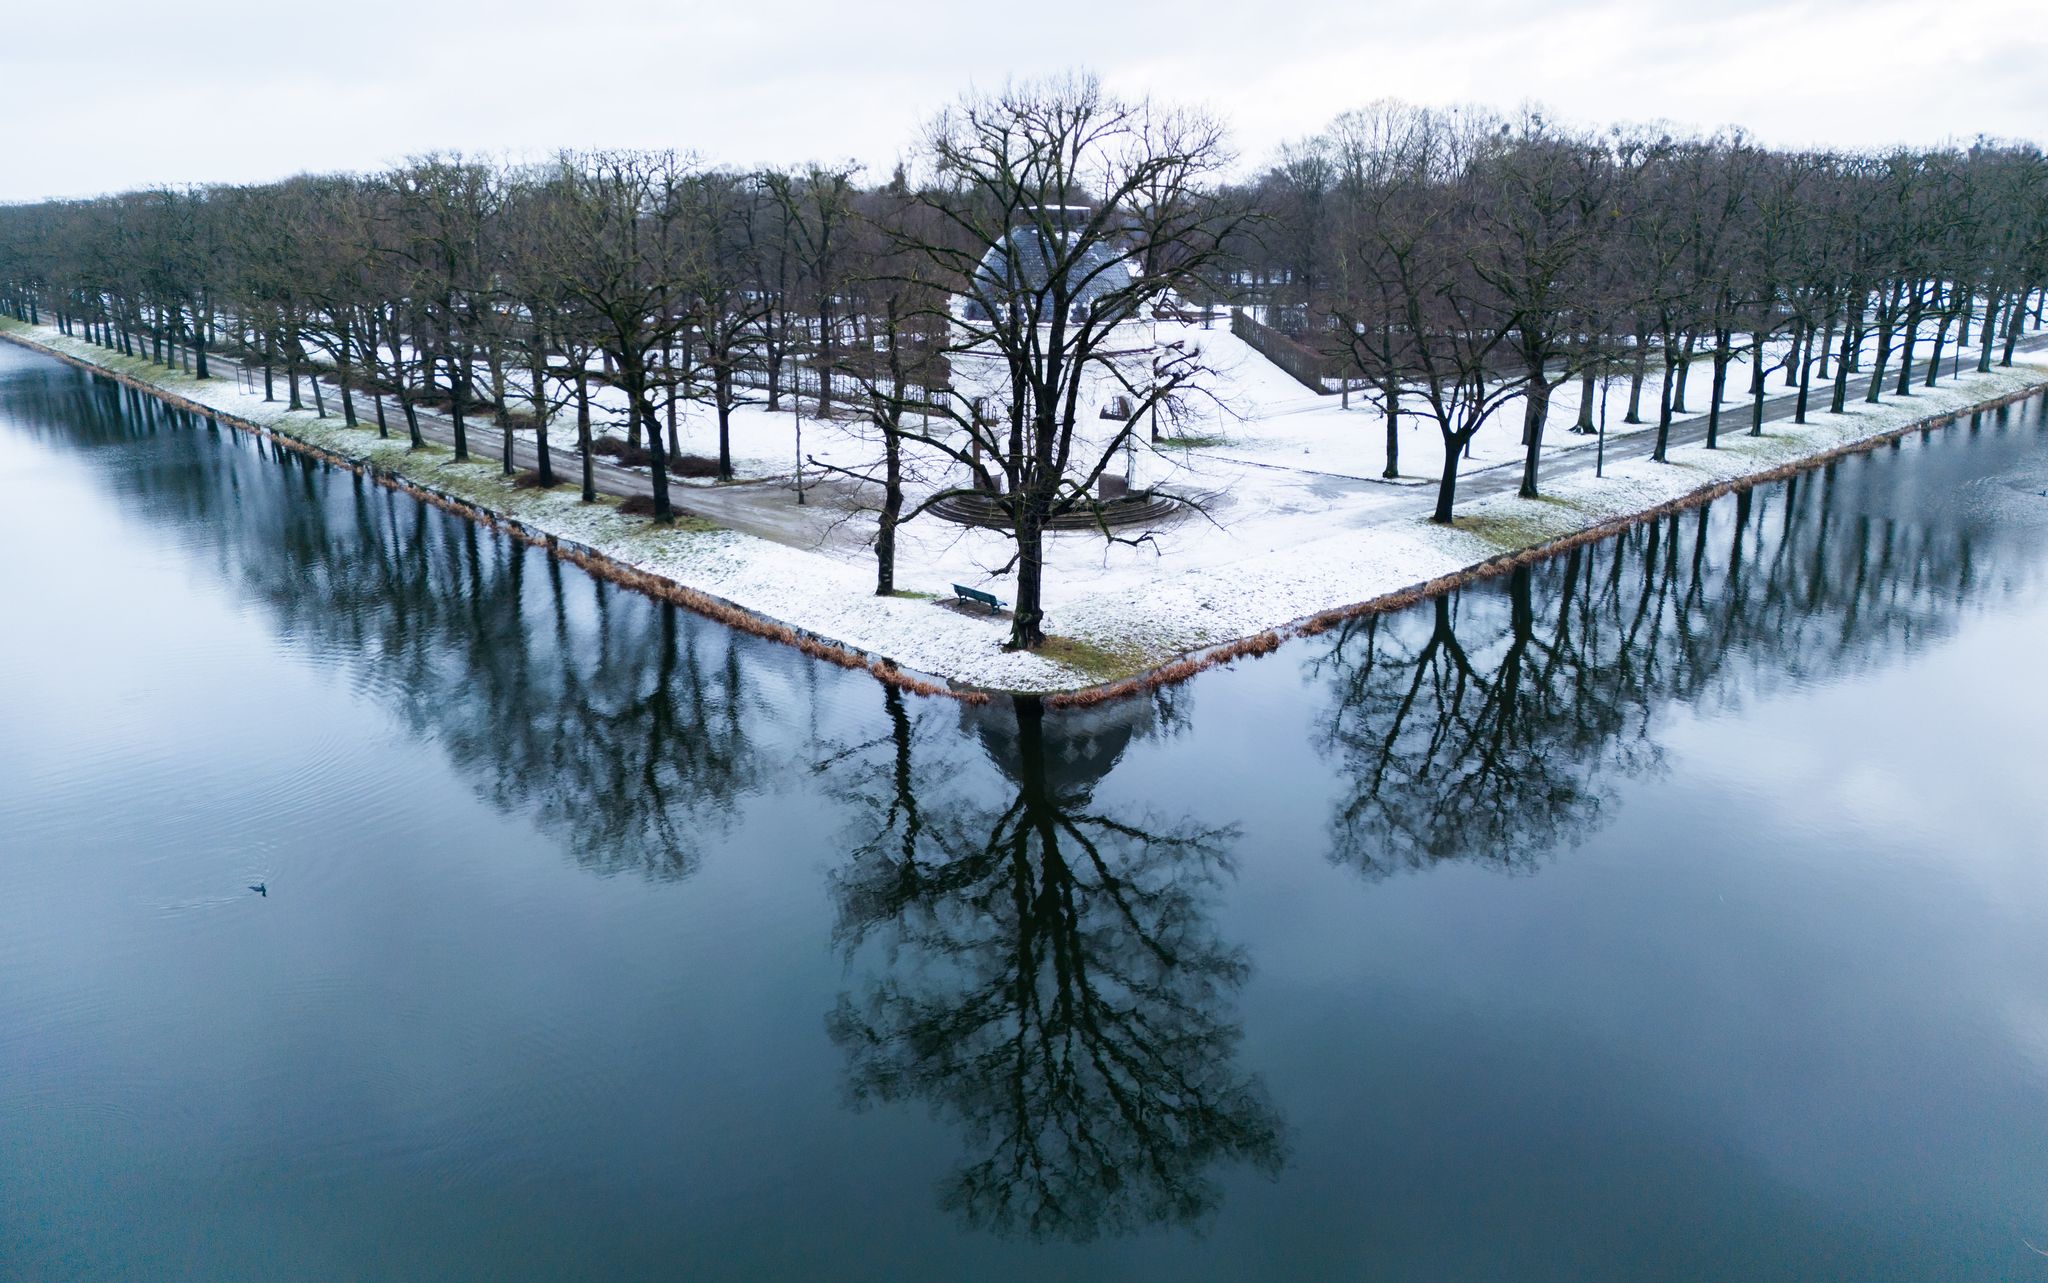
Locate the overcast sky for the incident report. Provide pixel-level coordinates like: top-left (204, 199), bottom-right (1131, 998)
top-left (3, 0), bottom-right (2041, 202)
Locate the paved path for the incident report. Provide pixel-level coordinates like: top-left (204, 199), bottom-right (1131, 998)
top-left (1448, 339), bottom-right (2048, 510)
top-left (221, 366), bottom-right (870, 549)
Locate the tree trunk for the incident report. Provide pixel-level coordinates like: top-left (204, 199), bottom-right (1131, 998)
top-left (1383, 374), bottom-right (1400, 479)
top-left (1705, 329), bottom-right (1730, 449)
top-left (1430, 432), bottom-right (1462, 524)
top-left (193, 302), bottom-right (210, 379)
top-left (716, 363), bottom-right (735, 481)
top-left (1625, 327), bottom-right (1648, 423)
top-left (644, 396), bottom-right (673, 519)
top-left (1866, 283), bottom-right (1900, 402)
top-left (1518, 370), bottom-right (1549, 498)
top-left (338, 322), bottom-right (357, 428)
top-left (876, 424), bottom-right (902, 595)
top-left (401, 391), bottom-right (423, 449)
top-left (1751, 331), bottom-right (1769, 436)
top-left (1794, 332), bottom-right (1814, 425)
top-left (1894, 281), bottom-right (1923, 396)
top-left (529, 344), bottom-right (553, 487)
top-left (485, 340), bottom-right (508, 426)
top-left (1652, 345), bottom-right (1679, 463)
top-left (1007, 492), bottom-right (1048, 649)
top-left (448, 348), bottom-right (470, 461)
top-left (664, 345), bottom-right (681, 460)
top-left (625, 355), bottom-right (643, 451)
top-left (287, 333), bottom-right (305, 410)
top-left (1924, 306), bottom-right (1952, 387)
top-left (625, 360), bottom-right (673, 521)
top-left (1672, 332), bottom-right (1696, 412)
top-left (1865, 320), bottom-right (1891, 402)
top-left (874, 310), bottom-right (905, 595)
top-left (1831, 295), bottom-right (1863, 414)
top-left (420, 334), bottom-right (438, 399)
top-left (576, 365), bottom-right (594, 502)
top-left (816, 300), bottom-right (835, 417)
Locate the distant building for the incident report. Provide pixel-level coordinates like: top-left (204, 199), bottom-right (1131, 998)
top-left (949, 206), bottom-right (1158, 491)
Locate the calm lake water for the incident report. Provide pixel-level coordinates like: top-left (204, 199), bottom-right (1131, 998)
top-left (4, 341), bottom-right (2048, 1281)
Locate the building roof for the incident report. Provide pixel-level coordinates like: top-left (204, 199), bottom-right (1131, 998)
top-left (961, 226), bottom-right (1137, 325)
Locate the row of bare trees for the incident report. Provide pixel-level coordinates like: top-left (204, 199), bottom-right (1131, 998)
top-left (0, 153), bottom-right (872, 510)
top-left (1243, 106), bottom-right (2048, 518)
top-left (3, 83), bottom-right (2046, 648)
top-left (0, 78), bottom-right (1240, 650)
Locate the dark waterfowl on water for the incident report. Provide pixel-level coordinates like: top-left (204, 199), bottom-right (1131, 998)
top-left (248, 883), bottom-right (266, 897)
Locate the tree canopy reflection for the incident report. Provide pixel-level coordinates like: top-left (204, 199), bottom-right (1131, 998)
top-left (1315, 428), bottom-right (2045, 878)
top-left (17, 345), bottom-right (2048, 1253)
top-left (22, 369), bottom-right (1287, 1242)
top-left (15, 371), bottom-right (773, 878)
top-left (821, 691), bottom-right (1285, 1241)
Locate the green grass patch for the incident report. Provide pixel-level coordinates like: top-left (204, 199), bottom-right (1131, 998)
top-left (1154, 434), bottom-right (1229, 450)
top-left (608, 500), bottom-right (718, 535)
top-left (892, 588), bottom-right (938, 600)
top-left (1456, 495), bottom-right (1581, 551)
top-left (1037, 634), bottom-right (1149, 682)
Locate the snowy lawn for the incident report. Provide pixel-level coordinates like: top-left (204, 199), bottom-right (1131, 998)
top-left (7, 314), bottom-right (2044, 694)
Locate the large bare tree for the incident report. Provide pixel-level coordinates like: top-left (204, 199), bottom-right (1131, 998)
top-left (531, 150), bottom-right (699, 521)
top-left (894, 76), bottom-right (1244, 650)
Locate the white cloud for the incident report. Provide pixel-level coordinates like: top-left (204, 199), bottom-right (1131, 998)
top-left (1, 0), bottom-right (2041, 201)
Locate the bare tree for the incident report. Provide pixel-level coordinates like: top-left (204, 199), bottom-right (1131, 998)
top-left (1328, 106), bottom-right (1524, 522)
top-left (531, 150), bottom-right (700, 521)
top-left (1463, 111), bottom-right (1611, 494)
top-left (678, 171), bottom-right (773, 482)
top-left (761, 162), bottom-right (860, 418)
top-left (892, 76), bottom-right (1244, 649)
top-left (824, 181), bottom-right (959, 595)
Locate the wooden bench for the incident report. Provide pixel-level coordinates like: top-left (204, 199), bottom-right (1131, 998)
top-left (951, 583), bottom-right (1007, 615)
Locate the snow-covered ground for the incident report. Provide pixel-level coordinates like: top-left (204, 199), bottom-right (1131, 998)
top-left (7, 313), bottom-right (2045, 694)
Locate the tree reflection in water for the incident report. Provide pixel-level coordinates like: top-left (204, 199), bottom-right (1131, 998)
top-left (1315, 439), bottom-right (2045, 878)
top-left (14, 372), bottom-right (767, 878)
top-left (25, 357), bottom-right (2046, 1246)
top-left (822, 691), bottom-right (1285, 1241)
top-left (17, 370), bottom-right (1288, 1242)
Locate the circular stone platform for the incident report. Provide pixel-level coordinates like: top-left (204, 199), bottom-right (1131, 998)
top-left (928, 489), bottom-right (1187, 531)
